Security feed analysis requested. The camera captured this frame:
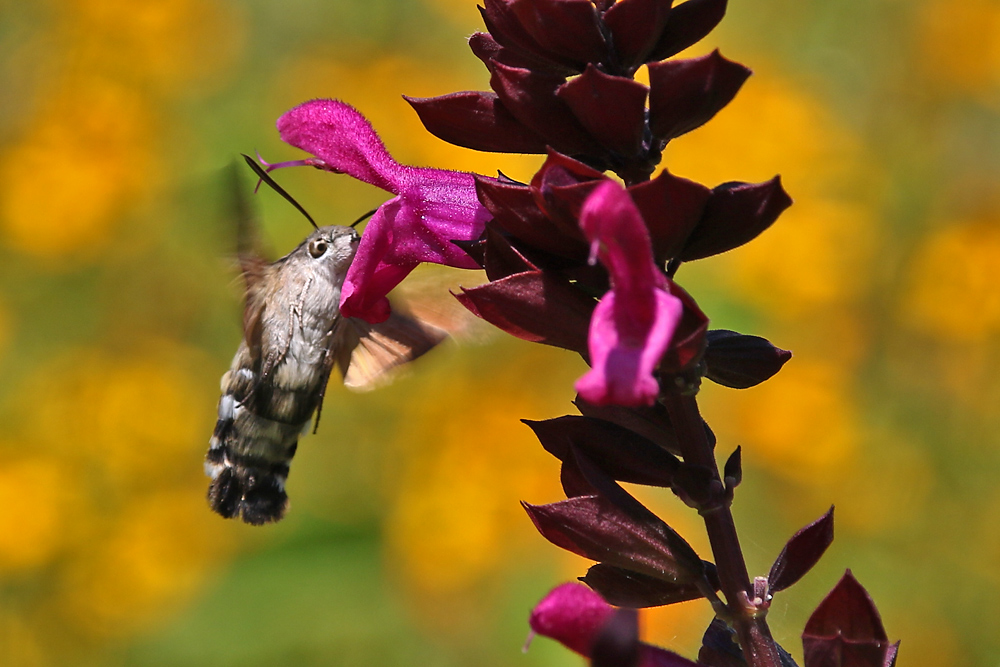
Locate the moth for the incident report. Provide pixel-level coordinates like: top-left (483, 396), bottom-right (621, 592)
top-left (205, 157), bottom-right (446, 525)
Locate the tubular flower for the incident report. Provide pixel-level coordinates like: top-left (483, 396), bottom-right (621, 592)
top-left (529, 582), bottom-right (616, 656)
top-left (275, 99), bottom-right (493, 323)
top-left (529, 583), bottom-right (700, 667)
top-left (575, 181), bottom-right (683, 406)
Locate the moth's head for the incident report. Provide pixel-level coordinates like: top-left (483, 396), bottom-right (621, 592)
top-left (300, 225), bottom-right (360, 274)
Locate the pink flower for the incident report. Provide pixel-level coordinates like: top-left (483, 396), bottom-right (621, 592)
top-left (575, 181), bottom-right (683, 406)
top-left (529, 582), bottom-right (617, 656)
top-left (274, 99), bottom-right (493, 323)
top-left (528, 583), bottom-right (700, 667)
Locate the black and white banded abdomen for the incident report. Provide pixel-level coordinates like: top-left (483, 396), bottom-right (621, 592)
top-left (205, 340), bottom-right (328, 525)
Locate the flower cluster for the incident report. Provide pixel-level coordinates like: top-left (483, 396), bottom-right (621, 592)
top-left (268, 0), bottom-right (896, 665)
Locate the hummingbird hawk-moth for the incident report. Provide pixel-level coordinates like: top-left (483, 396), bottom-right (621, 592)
top-left (205, 157), bottom-right (446, 525)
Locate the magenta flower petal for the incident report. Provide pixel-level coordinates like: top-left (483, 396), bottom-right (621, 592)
top-left (575, 181), bottom-right (683, 406)
top-left (276, 99), bottom-right (493, 323)
top-left (277, 99), bottom-right (403, 192)
top-left (339, 199), bottom-right (415, 323)
top-left (528, 582), bottom-right (702, 667)
top-left (576, 290), bottom-right (683, 405)
top-left (394, 166), bottom-right (493, 269)
top-left (529, 583), bottom-right (616, 656)
top-left (579, 181), bottom-right (666, 294)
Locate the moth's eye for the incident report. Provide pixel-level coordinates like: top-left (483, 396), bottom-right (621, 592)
top-left (308, 239), bottom-right (328, 258)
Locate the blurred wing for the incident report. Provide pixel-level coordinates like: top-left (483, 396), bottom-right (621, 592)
top-left (337, 311), bottom-right (448, 391)
top-left (391, 265), bottom-right (497, 345)
top-left (228, 160), bottom-right (274, 361)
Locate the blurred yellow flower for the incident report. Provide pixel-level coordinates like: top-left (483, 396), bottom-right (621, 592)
top-left (719, 199), bottom-right (876, 318)
top-left (58, 490), bottom-right (230, 637)
top-left (0, 296), bottom-right (13, 363)
top-left (60, 0), bottom-right (244, 94)
top-left (830, 432), bottom-right (934, 535)
top-left (702, 360), bottom-right (859, 485)
top-left (385, 372), bottom-right (562, 596)
top-left (916, 0), bottom-right (1000, 99)
top-left (0, 342), bottom-right (234, 653)
top-left (901, 218), bottom-right (1000, 341)
top-left (0, 457), bottom-right (78, 572)
top-left (885, 605), bottom-right (964, 667)
top-left (0, 78), bottom-right (156, 262)
top-left (0, 613), bottom-right (47, 667)
top-left (21, 345), bottom-right (214, 487)
top-left (420, 0), bottom-right (485, 32)
top-left (971, 488), bottom-right (1000, 586)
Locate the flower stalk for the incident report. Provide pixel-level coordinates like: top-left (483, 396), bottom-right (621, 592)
top-left (661, 390), bottom-right (783, 667)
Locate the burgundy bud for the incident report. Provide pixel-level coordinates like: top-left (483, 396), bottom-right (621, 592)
top-left (405, 91), bottom-right (549, 154)
top-left (491, 62), bottom-right (603, 156)
top-left (480, 0), bottom-right (578, 73)
top-left (530, 150), bottom-right (607, 237)
top-left (510, 0), bottom-right (608, 69)
top-left (455, 269), bottom-right (594, 353)
top-left (469, 31), bottom-right (504, 69)
top-left (582, 562), bottom-right (720, 608)
top-left (561, 457), bottom-right (599, 497)
top-left (480, 222), bottom-right (538, 281)
top-left (802, 571), bottom-right (894, 667)
top-left (629, 168), bottom-right (712, 263)
top-left (522, 494), bottom-right (705, 584)
top-left (679, 176), bottom-right (793, 261)
top-left (704, 329), bottom-right (792, 389)
top-left (649, 0), bottom-right (728, 62)
top-left (453, 239), bottom-right (485, 268)
top-left (557, 65), bottom-right (649, 156)
top-left (769, 507), bottom-right (834, 594)
top-left (670, 463), bottom-right (721, 510)
top-left (533, 148), bottom-right (607, 184)
top-left (523, 415), bottom-right (680, 487)
top-left (574, 397), bottom-right (682, 455)
top-left (475, 175), bottom-right (591, 261)
top-left (603, 0), bottom-right (674, 71)
top-left (723, 446), bottom-right (742, 489)
top-left (469, 31), bottom-right (561, 75)
top-left (648, 50), bottom-right (751, 142)
top-left (544, 450), bottom-right (705, 581)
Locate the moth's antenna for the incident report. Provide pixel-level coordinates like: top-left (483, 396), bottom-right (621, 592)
top-left (351, 208), bottom-right (378, 228)
top-left (241, 153), bottom-right (318, 230)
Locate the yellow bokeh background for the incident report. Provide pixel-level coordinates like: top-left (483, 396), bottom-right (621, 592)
top-left (0, 0), bottom-right (998, 665)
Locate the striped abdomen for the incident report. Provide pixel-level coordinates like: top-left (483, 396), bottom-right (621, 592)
top-left (205, 331), bottom-right (331, 524)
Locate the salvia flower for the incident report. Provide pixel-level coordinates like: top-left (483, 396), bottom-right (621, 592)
top-left (529, 582), bottom-right (616, 656)
top-left (575, 181), bottom-right (683, 406)
top-left (273, 99), bottom-right (492, 323)
top-left (529, 583), bottom-right (699, 667)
